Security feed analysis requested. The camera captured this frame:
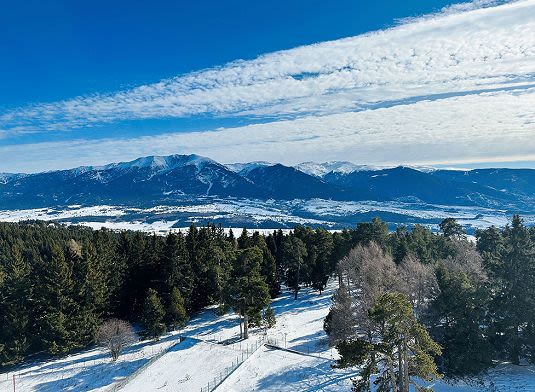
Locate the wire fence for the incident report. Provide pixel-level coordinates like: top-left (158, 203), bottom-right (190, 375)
top-left (106, 337), bottom-right (186, 392)
top-left (199, 336), bottom-right (266, 392)
top-left (0, 339), bottom-right (180, 392)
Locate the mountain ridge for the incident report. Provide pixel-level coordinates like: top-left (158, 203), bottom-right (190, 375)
top-left (2, 153), bottom-right (535, 213)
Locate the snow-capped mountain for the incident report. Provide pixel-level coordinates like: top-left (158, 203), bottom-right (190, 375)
top-left (225, 161), bottom-right (275, 175)
top-left (295, 161), bottom-right (386, 177)
top-left (2, 153), bottom-right (535, 216)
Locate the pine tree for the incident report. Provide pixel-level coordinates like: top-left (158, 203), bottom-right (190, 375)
top-left (428, 263), bottom-right (492, 376)
top-left (237, 228), bottom-right (250, 249)
top-left (224, 247), bottom-right (271, 339)
top-left (263, 305), bottom-right (276, 329)
top-left (336, 293), bottom-right (442, 392)
top-left (33, 244), bottom-right (75, 354)
top-left (141, 288), bottom-right (166, 340)
top-left (168, 287), bottom-right (188, 329)
top-left (281, 235), bottom-right (307, 300)
top-left (494, 215), bottom-right (535, 364)
top-left (162, 233), bottom-right (194, 309)
top-left (0, 246), bottom-right (31, 364)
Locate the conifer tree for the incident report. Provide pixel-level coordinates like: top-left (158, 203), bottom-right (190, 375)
top-left (494, 215), bottom-right (535, 364)
top-left (336, 293), bottom-right (442, 392)
top-left (162, 233), bottom-right (193, 309)
top-left (224, 247), bottom-right (271, 339)
top-left (263, 305), bottom-right (276, 329)
top-left (167, 287), bottom-right (188, 329)
top-left (0, 246), bottom-right (30, 364)
top-left (281, 235), bottom-right (307, 300)
top-left (141, 288), bottom-right (166, 340)
top-left (34, 244), bottom-right (75, 354)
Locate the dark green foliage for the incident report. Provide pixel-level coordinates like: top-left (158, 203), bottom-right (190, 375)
top-left (480, 216), bottom-right (535, 364)
top-left (439, 218), bottom-right (465, 238)
top-left (263, 305), bottom-right (276, 329)
top-left (3, 213), bottom-right (535, 377)
top-left (281, 235), bottom-right (307, 300)
top-left (223, 247), bottom-right (271, 339)
top-left (141, 288), bottom-right (166, 340)
top-left (336, 293), bottom-right (442, 392)
top-left (427, 264), bottom-right (492, 376)
top-left (167, 287), bottom-right (188, 329)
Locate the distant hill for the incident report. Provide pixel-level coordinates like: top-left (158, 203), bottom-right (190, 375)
top-left (2, 154), bottom-right (535, 213)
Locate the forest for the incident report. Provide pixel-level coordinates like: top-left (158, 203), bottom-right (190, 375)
top-left (1, 217), bottom-right (534, 386)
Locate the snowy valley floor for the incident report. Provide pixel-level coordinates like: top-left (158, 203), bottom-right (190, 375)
top-left (1, 281), bottom-right (535, 391)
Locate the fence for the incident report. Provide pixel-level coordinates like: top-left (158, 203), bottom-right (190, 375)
top-left (106, 336), bottom-right (186, 392)
top-left (199, 336), bottom-right (265, 392)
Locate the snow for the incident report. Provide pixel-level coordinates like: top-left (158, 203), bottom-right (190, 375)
top-left (1, 198), bottom-right (533, 236)
top-left (225, 161), bottom-right (274, 175)
top-left (295, 162), bottom-right (440, 177)
top-left (0, 334), bottom-right (182, 392)
top-left (2, 281), bottom-right (535, 391)
top-left (295, 161), bottom-right (386, 177)
top-left (120, 338), bottom-right (243, 392)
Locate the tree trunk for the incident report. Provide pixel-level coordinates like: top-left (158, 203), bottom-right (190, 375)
top-left (243, 313), bottom-right (249, 339)
top-left (512, 323), bottom-right (521, 365)
top-left (399, 336), bottom-right (410, 392)
top-left (239, 311), bottom-right (243, 339)
top-left (398, 344), bottom-right (404, 392)
top-left (294, 263), bottom-right (301, 300)
top-left (387, 356), bottom-right (398, 392)
top-left (402, 337), bottom-right (409, 392)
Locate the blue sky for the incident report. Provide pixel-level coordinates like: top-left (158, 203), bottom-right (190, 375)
top-left (1, 0), bottom-right (535, 172)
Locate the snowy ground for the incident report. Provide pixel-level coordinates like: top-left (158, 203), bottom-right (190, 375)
top-left (0, 333), bottom-right (182, 392)
top-left (2, 281), bottom-right (535, 391)
top-left (1, 198), bottom-right (533, 235)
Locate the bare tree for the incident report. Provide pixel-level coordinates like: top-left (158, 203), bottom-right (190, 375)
top-left (399, 253), bottom-right (438, 316)
top-left (96, 319), bottom-right (138, 361)
top-left (331, 242), bottom-right (400, 345)
top-left (444, 239), bottom-right (487, 283)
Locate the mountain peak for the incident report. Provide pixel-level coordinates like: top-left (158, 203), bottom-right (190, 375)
top-left (100, 153), bottom-right (217, 173)
top-left (295, 161), bottom-right (386, 177)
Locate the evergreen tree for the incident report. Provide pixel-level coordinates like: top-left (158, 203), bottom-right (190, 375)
top-left (492, 215), bottom-right (535, 364)
top-left (161, 233), bottom-right (194, 309)
top-left (33, 244), bottom-right (75, 354)
top-left (141, 288), bottom-right (166, 340)
top-left (224, 247), bottom-right (271, 339)
top-left (310, 228), bottom-right (334, 294)
top-left (263, 305), bottom-right (276, 329)
top-left (427, 263), bottom-right (492, 376)
top-left (336, 293), bottom-right (442, 392)
top-left (281, 235), bottom-right (307, 300)
top-left (237, 228), bottom-right (250, 249)
top-left (167, 287), bottom-right (188, 329)
top-left (439, 218), bottom-right (465, 238)
top-left (0, 246), bottom-right (30, 364)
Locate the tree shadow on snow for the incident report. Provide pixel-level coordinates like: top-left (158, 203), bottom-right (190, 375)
top-left (34, 357), bottom-right (148, 392)
top-left (256, 353), bottom-right (356, 392)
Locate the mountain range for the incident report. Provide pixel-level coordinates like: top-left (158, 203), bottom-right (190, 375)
top-left (2, 154), bottom-right (535, 215)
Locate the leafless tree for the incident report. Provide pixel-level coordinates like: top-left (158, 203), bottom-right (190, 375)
top-left (96, 319), bottom-right (138, 361)
top-left (399, 253), bottom-right (438, 316)
top-left (443, 239), bottom-right (487, 283)
top-left (332, 242), bottom-right (400, 345)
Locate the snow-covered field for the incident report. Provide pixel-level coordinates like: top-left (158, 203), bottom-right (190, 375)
top-left (1, 198), bottom-right (533, 235)
top-left (2, 281), bottom-right (535, 391)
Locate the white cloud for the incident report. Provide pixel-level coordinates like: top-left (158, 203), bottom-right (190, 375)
top-left (2, 87), bottom-right (535, 173)
top-left (0, 0), bottom-right (533, 134)
top-left (1, 0), bottom-right (535, 172)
